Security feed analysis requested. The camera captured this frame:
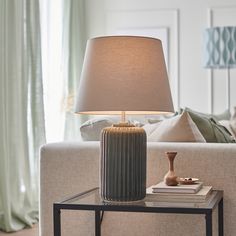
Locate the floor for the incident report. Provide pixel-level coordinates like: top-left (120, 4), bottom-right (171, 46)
top-left (0, 225), bottom-right (38, 236)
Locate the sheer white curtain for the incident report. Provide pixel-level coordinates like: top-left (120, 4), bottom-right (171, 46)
top-left (40, 0), bottom-right (86, 142)
top-left (40, 0), bottom-right (64, 143)
top-left (0, 0), bottom-right (45, 232)
top-left (62, 0), bottom-right (87, 140)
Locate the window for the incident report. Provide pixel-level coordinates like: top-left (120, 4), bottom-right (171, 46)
top-left (40, 0), bottom-right (64, 142)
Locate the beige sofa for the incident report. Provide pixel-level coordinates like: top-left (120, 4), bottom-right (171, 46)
top-left (40, 141), bottom-right (236, 236)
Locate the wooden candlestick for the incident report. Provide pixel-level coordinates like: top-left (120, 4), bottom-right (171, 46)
top-left (164, 152), bottom-right (178, 186)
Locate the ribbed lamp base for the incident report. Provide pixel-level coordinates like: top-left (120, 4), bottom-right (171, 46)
top-left (100, 123), bottom-right (147, 201)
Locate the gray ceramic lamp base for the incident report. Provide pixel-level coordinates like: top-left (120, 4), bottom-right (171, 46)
top-left (100, 123), bottom-right (147, 201)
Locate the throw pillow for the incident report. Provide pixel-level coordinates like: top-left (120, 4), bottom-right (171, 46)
top-left (80, 116), bottom-right (144, 141)
top-left (80, 117), bottom-right (118, 141)
top-left (147, 112), bottom-right (178, 124)
top-left (143, 111), bottom-right (206, 142)
top-left (230, 107), bottom-right (236, 138)
top-left (185, 107), bottom-right (231, 121)
top-left (186, 109), bottom-right (235, 143)
top-left (213, 109), bottom-right (231, 121)
top-left (219, 120), bottom-right (236, 138)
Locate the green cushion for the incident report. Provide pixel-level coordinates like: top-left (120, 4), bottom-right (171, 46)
top-left (184, 107), bottom-right (231, 121)
top-left (212, 109), bottom-right (231, 121)
top-left (185, 109), bottom-right (235, 143)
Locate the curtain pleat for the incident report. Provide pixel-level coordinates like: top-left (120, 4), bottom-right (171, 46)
top-left (62, 0), bottom-right (88, 140)
top-left (0, 0), bottom-right (45, 232)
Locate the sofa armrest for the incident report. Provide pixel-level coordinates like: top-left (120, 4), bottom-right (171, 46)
top-left (39, 141), bottom-right (100, 236)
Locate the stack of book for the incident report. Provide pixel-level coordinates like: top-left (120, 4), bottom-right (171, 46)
top-left (146, 181), bottom-right (212, 203)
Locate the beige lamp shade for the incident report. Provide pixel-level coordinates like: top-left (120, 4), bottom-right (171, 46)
top-left (75, 36), bottom-right (174, 115)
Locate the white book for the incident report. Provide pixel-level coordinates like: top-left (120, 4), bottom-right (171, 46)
top-left (146, 186), bottom-right (213, 203)
top-left (152, 181), bottom-right (203, 194)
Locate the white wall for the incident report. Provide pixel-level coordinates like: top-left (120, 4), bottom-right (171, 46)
top-left (84, 0), bottom-right (236, 114)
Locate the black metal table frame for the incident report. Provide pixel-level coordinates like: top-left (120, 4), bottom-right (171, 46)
top-left (53, 187), bottom-right (223, 236)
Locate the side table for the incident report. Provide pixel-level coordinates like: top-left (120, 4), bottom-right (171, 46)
top-left (53, 187), bottom-right (223, 236)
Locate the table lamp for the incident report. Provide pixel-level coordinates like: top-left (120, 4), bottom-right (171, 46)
top-left (204, 26), bottom-right (236, 109)
top-left (75, 36), bottom-right (174, 201)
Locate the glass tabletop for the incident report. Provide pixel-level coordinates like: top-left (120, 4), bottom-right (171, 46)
top-left (57, 187), bottom-right (223, 210)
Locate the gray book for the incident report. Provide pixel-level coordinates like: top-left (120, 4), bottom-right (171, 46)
top-left (146, 186), bottom-right (213, 203)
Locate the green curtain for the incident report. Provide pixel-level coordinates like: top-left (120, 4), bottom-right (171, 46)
top-left (62, 0), bottom-right (88, 140)
top-left (0, 0), bottom-right (45, 232)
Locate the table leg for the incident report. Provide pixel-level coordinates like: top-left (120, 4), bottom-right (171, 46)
top-left (95, 210), bottom-right (101, 236)
top-left (218, 198), bottom-right (224, 236)
top-left (53, 204), bottom-right (61, 236)
top-left (206, 212), bottom-right (212, 236)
